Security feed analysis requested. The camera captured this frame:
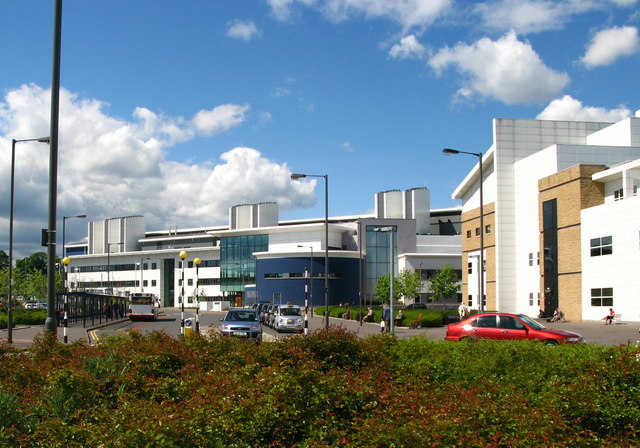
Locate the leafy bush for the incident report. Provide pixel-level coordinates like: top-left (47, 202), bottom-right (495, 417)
top-left (0, 328), bottom-right (638, 447)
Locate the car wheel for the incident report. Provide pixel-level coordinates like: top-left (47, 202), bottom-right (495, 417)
top-left (543, 339), bottom-right (558, 346)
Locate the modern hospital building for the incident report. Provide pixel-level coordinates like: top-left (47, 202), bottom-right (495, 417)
top-left (65, 113), bottom-right (640, 322)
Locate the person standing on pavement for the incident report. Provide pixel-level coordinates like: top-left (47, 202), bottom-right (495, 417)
top-left (382, 304), bottom-right (391, 333)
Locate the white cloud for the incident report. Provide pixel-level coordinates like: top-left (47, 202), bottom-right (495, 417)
top-left (192, 104), bottom-right (250, 135)
top-left (428, 31), bottom-right (569, 105)
top-left (536, 95), bottom-right (632, 121)
top-left (268, 0), bottom-right (452, 30)
top-left (0, 84), bottom-right (313, 256)
top-left (582, 26), bottom-right (640, 68)
top-left (226, 19), bottom-right (262, 41)
top-left (341, 141), bottom-right (355, 152)
top-left (389, 34), bottom-right (426, 59)
top-left (475, 0), bottom-right (638, 34)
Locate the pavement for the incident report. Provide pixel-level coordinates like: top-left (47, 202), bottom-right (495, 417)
top-left (2, 311), bottom-right (639, 350)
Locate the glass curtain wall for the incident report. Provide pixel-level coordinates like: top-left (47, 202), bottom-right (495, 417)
top-left (220, 235), bottom-right (268, 293)
top-left (364, 225), bottom-right (397, 304)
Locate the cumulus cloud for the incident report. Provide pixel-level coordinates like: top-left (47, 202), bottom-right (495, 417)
top-left (536, 95), bottom-right (632, 121)
top-left (389, 34), bottom-right (426, 59)
top-left (475, 0), bottom-right (637, 34)
top-left (226, 19), bottom-right (262, 41)
top-left (582, 26), bottom-right (640, 68)
top-left (0, 84), bottom-right (314, 256)
top-left (267, 0), bottom-right (451, 30)
top-left (428, 31), bottom-right (569, 105)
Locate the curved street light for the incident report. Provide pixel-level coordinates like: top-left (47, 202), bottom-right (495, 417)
top-left (7, 137), bottom-right (50, 344)
top-left (443, 148), bottom-right (485, 313)
top-left (291, 173), bottom-right (329, 328)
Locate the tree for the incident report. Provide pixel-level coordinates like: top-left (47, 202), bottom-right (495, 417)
top-left (429, 264), bottom-right (460, 302)
top-left (374, 274), bottom-right (402, 304)
top-left (16, 252), bottom-right (47, 274)
top-left (397, 269), bottom-right (421, 303)
top-left (0, 250), bottom-right (9, 270)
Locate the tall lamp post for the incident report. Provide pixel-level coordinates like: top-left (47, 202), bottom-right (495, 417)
top-left (194, 257), bottom-right (201, 333)
top-left (443, 148), bottom-right (485, 312)
top-left (179, 251), bottom-right (187, 335)
top-left (45, 0), bottom-right (64, 334)
top-left (297, 245), bottom-right (314, 317)
top-left (291, 173), bottom-right (329, 328)
top-left (374, 226), bottom-right (396, 332)
top-left (7, 137), bottom-right (50, 344)
top-left (62, 214), bottom-right (86, 259)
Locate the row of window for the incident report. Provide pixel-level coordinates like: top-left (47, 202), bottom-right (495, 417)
top-left (465, 224), bottom-right (491, 239)
top-left (613, 186), bottom-right (638, 201)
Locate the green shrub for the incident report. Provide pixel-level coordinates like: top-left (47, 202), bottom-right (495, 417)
top-left (0, 328), bottom-right (638, 447)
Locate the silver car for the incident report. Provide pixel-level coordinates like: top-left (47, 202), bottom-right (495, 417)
top-left (220, 309), bottom-right (262, 342)
top-left (272, 304), bottom-right (304, 333)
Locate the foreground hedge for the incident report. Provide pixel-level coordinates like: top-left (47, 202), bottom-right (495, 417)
top-left (0, 328), bottom-right (638, 447)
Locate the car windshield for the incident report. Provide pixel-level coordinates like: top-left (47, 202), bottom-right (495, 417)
top-left (517, 314), bottom-right (545, 330)
top-left (280, 308), bottom-right (301, 316)
top-left (226, 311), bottom-right (258, 322)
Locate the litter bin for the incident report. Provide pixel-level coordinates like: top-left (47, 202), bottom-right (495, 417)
top-left (185, 318), bottom-right (193, 337)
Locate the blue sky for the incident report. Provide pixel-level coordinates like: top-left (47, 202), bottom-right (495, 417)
top-left (1, 0), bottom-right (639, 257)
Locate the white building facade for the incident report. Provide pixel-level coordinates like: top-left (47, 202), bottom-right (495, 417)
top-left (451, 115), bottom-right (640, 322)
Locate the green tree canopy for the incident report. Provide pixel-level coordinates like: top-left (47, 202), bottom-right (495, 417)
top-left (397, 269), bottom-right (421, 302)
top-left (429, 264), bottom-right (460, 301)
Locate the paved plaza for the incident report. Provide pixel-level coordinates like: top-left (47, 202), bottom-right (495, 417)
top-left (2, 310), bottom-right (639, 350)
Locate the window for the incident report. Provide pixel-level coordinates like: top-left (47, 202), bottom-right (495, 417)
top-left (591, 288), bottom-right (613, 307)
top-left (151, 280), bottom-right (157, 287)
top-left (634, 185), bottom-right (638, 196)
top-left (590, 236), bottom-right (612, 257)
top-left (151, 263), bottom-right (157, 270)
top-left (143, 280), bottom-right (148, 287)
top-left (466, 230), bottom-right (472, 239)
top-left (614, 188), bottom-right (623, 201)
top-left (528, 253), bottom-right (533, 266)
top-left (529, 292), bottom-right (534, 306)
top-left (485, 224), bottom-right (491, 234)
top-left (499, 315), bottom-right (525, 330)
top-left (188, 261), bottom-right (194, 268)
top-left (537, 252), bottom-right (540, 266)
top-left (188, 279), bottom-right (193, 286)
top-left (467, 295), bottom-right (473, 306)
top-left (475, 227), bottom-right (480, 236)
top-left (467, 262), bottom-right (473, 274)
top-left (472, 315), bottom-right (497, 328)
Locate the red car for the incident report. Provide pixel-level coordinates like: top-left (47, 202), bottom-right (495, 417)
top-left (445, 312), bottom-right (585, 345)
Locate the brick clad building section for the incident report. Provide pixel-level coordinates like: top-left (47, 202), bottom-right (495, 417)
top-left (538, 165), bottom-right (606, 321)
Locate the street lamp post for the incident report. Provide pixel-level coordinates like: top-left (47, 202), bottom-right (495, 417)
top-left (194, 257), bottom-right (201, 333)
top-left (7, 137), bottom-right (50, 344)
top-left (374, 226), bottom-right (396, 332)
top-left (179, 251), bottom-right (187, 335)
top-left (62, 214), bottom-right (87, 259)
top-left (443, 148), bottom-right (485, 312)
top-left (291, 173), bottom-right (329, 328)
top-left (297, 244), bottom-right (314, 320)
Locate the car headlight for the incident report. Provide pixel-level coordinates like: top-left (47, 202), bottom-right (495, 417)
top-left (252, 324), bottom-right (260, 330)
top-left (564, 337), bottom-right (583, 342)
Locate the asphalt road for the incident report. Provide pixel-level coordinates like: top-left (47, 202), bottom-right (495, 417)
top-left (3, 308), bottom-right (640, 348)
